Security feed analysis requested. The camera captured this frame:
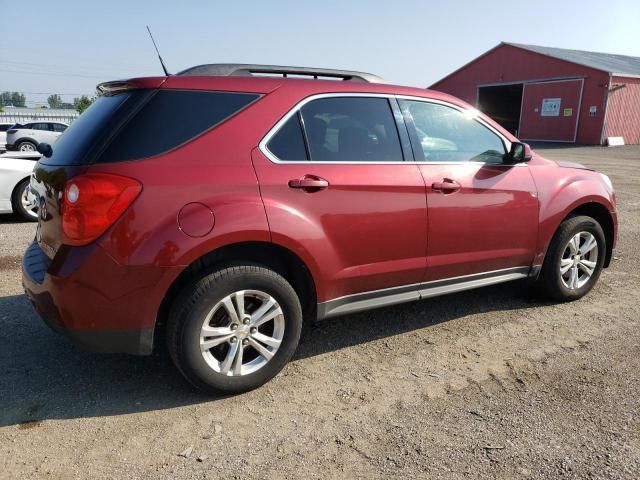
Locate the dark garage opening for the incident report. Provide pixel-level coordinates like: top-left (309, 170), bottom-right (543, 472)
top-left (477, 84), bottom-right (523, 136)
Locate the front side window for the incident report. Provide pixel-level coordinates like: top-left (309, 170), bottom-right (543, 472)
top-left (300, 97), bottom-right (403, 162)
top-left (52, 123), bottom-right (67, 132)
top-left (400, 100), bottom-right (506, 163)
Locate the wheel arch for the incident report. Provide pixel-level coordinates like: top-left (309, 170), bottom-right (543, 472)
top-left (154, 241), bottom-right (317, 349)
top-left (564, 202), bottom-right (615, 268)
top-left (539, 201), bottom-right (615, 271)
top-left (16, 137), bottom-right (38, 147)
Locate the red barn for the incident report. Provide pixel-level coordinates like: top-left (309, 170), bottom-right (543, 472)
top-left (430, 43), bottom-right (640, 145)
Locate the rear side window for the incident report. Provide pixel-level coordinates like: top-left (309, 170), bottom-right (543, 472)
top-left (31, 123), bottom-right (50, 131)
top-left (267, 113), bottom-right (308, 161)
top-left (98, 90), bottom-right (259, 163)
top-left (301, 97), bottom-right (403, 162)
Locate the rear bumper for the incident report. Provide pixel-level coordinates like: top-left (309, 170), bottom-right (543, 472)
top-left (5, 143), bottom-right (17, 151)
top-left (22, 241), bottom-right (178, 355)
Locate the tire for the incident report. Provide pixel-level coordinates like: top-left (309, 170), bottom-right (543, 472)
top-left (167, 265), bottom-right (303, 394)
top-left (11, 178), bottom-right (38, 222)
top-left (17, 140), bottom-right (37, 152)
top-left (537, 215), bottom-right (606, 301)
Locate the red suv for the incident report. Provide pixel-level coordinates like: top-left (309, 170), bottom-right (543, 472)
top-left (23, 64), bottom-right (617, 394)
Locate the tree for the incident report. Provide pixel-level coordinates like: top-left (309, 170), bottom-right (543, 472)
top-left (73, 95), bottom-right (94, 114)
top-left (47, 94), bottom-right (63, 109)
top-left (10, 92), bottom-right (26, 107)
top-left (0, 91), bottom-right (26, 107)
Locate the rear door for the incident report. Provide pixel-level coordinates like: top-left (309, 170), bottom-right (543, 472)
top-left (399, 98), bottom-right (539, 281)
top-left (253, 95), bottom-right (428, 301)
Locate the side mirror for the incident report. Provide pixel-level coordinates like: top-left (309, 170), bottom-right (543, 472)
top-left (37, 143), bottom-right (53, 158)
top-left (507, 142), bottom-right (532, 164)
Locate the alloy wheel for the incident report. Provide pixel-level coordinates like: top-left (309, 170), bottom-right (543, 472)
top-left (199, 290), bottom-right (285, 376)
top-left (19, 143), bottom-right (36, 152)
top-left (559, 231), bottom-right (598, 290)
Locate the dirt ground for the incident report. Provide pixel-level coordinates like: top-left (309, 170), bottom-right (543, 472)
top-left (1, 145), bottom-right (639, 479)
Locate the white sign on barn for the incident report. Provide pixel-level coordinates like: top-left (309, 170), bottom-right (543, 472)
top-left (541, 98), bottom-right (561, 117)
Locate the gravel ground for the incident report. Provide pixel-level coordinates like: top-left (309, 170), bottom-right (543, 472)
top-left (1, 145), bottom-right (639, 479)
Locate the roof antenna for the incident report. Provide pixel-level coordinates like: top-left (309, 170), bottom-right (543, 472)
top-left (146, 25), bottom-right (170, 76)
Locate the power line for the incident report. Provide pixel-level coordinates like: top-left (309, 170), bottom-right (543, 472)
top-left (2, 93), bottom-right (91, 96)
top-left (0, 59), bottom-right (137, 73)
top-left (0, 68), bottom-right (119, 79)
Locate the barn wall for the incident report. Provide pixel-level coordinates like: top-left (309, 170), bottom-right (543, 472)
top-left (603, 76), bottom-right (640, 145)
top-left (430, 44), bottom-right (609, 144)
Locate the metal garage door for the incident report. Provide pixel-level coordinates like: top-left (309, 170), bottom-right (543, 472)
top-left (519, 79), bottom-right (583, 142)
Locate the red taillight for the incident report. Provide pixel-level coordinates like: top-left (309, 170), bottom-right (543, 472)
top-left (7, 129), bottom-right (17, 134)
top-left (61, 173), bottom-right (142, 246)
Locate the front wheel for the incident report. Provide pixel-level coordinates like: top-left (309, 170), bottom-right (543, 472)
top-left (167, 265), bottom-right (302, 394)
top-left (537, 215), bottom-right (606, 301)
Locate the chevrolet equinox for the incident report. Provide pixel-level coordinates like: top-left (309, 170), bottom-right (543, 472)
top-left (22, 64), bottom-right (617, 394)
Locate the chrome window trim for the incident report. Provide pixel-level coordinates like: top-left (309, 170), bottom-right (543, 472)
top-left (258, 92), bottom-right (519, 166)
top-left (316, 266), bottom-right (532, 320)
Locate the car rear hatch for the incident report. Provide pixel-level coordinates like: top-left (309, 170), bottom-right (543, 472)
top-left (31, 76), bottom-right (263, 259)
top-left (31, 79), bottom-right (165, 259)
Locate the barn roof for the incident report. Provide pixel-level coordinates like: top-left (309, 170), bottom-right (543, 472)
top-left (506, 42), bottom-right (640, 77)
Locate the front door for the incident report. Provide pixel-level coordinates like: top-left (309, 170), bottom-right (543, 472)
top-left (253, 95), bottom-right (428, 302)
top-left (399, 99), bottom-right (539, 281)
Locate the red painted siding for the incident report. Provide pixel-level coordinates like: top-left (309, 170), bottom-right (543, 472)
top-left (603, 76), bottom-right (640, 145)
top-left (431, 44), bottom-right (609, 144)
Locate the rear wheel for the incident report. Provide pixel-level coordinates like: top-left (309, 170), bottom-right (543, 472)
top-left (11, 178), bottom-right (38, 221)
top-left (17, 140), bottom-right (37, 152)
top-left (537, 215), bottom-right (605, 301)
top-left (167, 265), bottom-right (302, 394)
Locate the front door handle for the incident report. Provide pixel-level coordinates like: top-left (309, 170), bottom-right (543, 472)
top-left (288, 175), bottom-right (329, 191)
top-left (431, 178), bottom-right (461, 194)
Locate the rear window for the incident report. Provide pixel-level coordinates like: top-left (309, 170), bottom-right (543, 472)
top-left (40, 91), bottom-right (143, 166)
top-left (40, 89), bottom-right (259, 166)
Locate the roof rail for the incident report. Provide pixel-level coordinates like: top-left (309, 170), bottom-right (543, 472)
top-left (176, 64), bottom-right (384, 83)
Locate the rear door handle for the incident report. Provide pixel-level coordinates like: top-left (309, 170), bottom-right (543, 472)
top-left (431, 178), bottom-right (461, 194)
top-left (288, 175), bottom-right (329, 191)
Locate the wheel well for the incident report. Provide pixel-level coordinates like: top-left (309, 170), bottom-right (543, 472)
top-left (154, 242), bottom-right (317, 348)
top-left (566, 202), bottom-right (614, 267)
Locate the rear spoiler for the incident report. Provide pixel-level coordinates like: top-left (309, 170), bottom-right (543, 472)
top-left (97, 77), bottom-right (168, 95)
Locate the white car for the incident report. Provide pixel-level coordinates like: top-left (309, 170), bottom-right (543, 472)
top-left (0, 122), bottom-right (14, 152)
top-left (0, 151), bottom-right (40, 220)
top-left (5, 121), bottom-right (68, 152)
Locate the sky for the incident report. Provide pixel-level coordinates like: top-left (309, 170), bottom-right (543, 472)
top-left (1, 0), bottom-right (639, 106)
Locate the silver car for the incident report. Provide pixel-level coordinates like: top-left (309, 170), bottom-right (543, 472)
top-left (5, 121), bottom-right (68, 152)
top-left (0, 122), bottom-right (14, 152)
